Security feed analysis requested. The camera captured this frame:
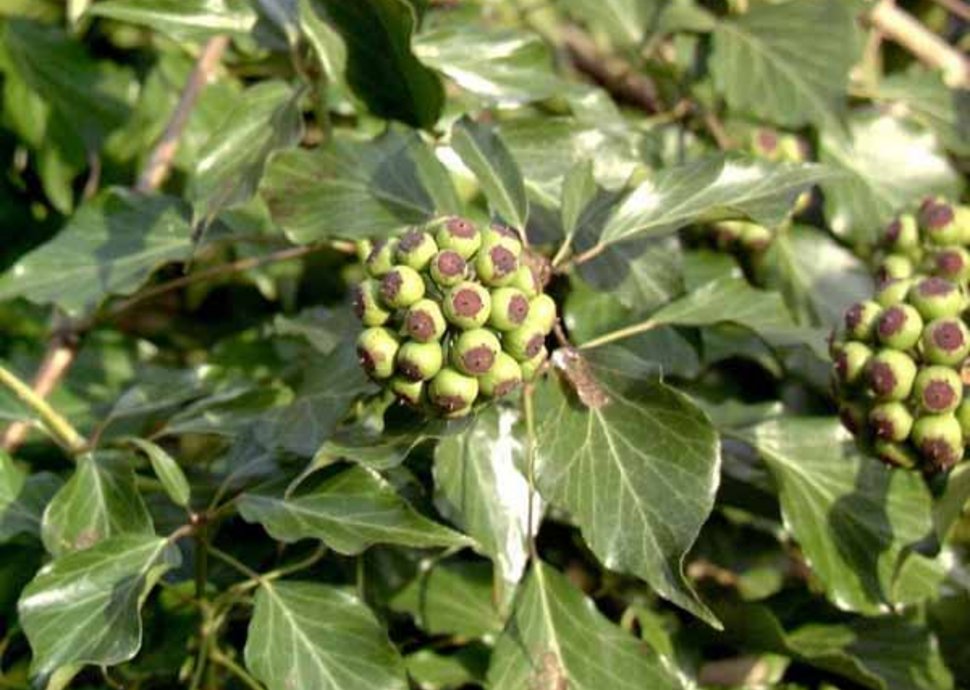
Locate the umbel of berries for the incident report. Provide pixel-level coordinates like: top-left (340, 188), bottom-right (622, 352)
top-left (831, 197), bottom-right (970, 473)
top-left (353, 218), bottom-right (556, 418)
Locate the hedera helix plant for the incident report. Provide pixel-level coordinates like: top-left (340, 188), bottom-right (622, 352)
top-left (0, 1), bottom-right (966, 689)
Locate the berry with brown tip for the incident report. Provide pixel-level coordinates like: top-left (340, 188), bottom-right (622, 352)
top-left (428, 367), bottom-right (479, 417)
top-left (503, 321), bottom-right (547, 362)
top-left (834, 341), bottom-right (872, 387)
top-left (911, 413), bottom-right (964, 471)
top-left (914, 365), bottom-right (963, 414)
top-left (396, 340), bottom-right (444, 382)
top-left (429, 250), bottom-right (467, 287)
top-left (352, 279), bottom-right (392, 326)
top-left (380, 265), bottom-right (425, 309)
top-left (435, 217), bottom-right (481, 259)
top-left (866, 349), bottom-right (917, 401)
top-left (869, 402), bottom-right (914, 442)
top-left (365, 239), bottom-right (398, 277)
top-left (875, 303), bottom-right (923, 350)
top-left (906, 277), bottom-right (965, 320)
top-left (921, 317), bottom-right (970, 366)
top-left (442, 282), bottom-right (491, 329)
top-left (395, 230), bottom-right (438, 271)
top-left (488, 287), bottom-right (530, 331)
top-left (357, 327), bottom-right (399, 380)
top-left (451, 329), bottom-right (501, 376)
top-left (844, 301), bottom-right (882, 341)
top-left (919, 196), bottom-right (961, 245)
top-left (404, 299), bottom-right (447, 343)
top-left (479, 352), bottom-right (523, 398)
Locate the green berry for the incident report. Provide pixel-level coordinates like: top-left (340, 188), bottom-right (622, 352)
top-left (844, 300), bottom-right (882, 341)
top-left (911, 413), bottom-right (964, 470)
top-left (778, 133), bottom-right (808, 162)
top-left (956, 399), bottom-right (970, 438)
top-left (428, 367), bottom-right (479, 417)
top-left (914, 365), bottom-right (963, 414)
top-left (873, 440), bottom-right (919, 469)
top-left (435, 217), bottom-right (481, 259)
top-left (451, 328), bottom-right (502, 376)
top-left (357, 327), bottom-right (399, 380)
top-left (503, 322), bottom-right (547, 362)
top-left (906, 277), bottom-right (965, 319)
top-left (429, 250), bottom-right (468, 287)
top-left (869, 402), bottom-right (914, 442)
top-left (883, 214), bottom-right (920, 252)
top-left (352, 279), bottom-right (392, 326)
top-left (404, 299), bottom-right (446, 342)
top-left (921, 317), bottom-right (970, 366)
top-left (395, 230), bottom-right (438, 271)
top-left (876, 253), bottom-right (914, 282)
top-left (834, 341), bottom-right (872, 387)
top-left (475, 242), bottom-right (520, 286)
top-left (956, 205), bottom-right (970, 244)
top-left (479, 352), bottom-right (523, 398)
top-left (519, 347), bottom-right (548, 381)
top-left (481, 224), bottom-right (524, 255)
top-left (875, 303), bottom-right (923, 350)
top-left (750, 128), bottom-right (782, 159)
top-left (875, 278), bottom-right (916, 307)
top-left (379, 265), bottom-right (425, 309)
top-left (919, 196), bottom-right (961, 245)
top-left (396, 340), bottom-right (443, 381)
top-left (528, 294), bottom-right (557, 334)
top-left (866, 349), bottom-right (917, 401)
top-left (838, 399), bottom-right (868, 435)
top-left (443, 282), bottom-right (491, 329)
top-left (356, 239), bottom-right (374, 263)
top-left (931, 246), bottom-right (970, 282)
top-left (737, 222), bottom-right (773, 251)
top-left (511, 265), bottom-right (541, 298)
top-left (390, 376), bottom-right (424, 406)
top-left (365, 239), bottom-right (398, 277)
top-left (488, 287), bottom-right (531, 331)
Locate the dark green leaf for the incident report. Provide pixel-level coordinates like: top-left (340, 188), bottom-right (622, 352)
top-left (451, 116), bottom-right (528, 229)
top-left (0, 451), bottom-right (61, 543)
top-left (488, 561), bottom-right (686, 689)
top-left (238, 465), bottom-right (469, 554)
top-left (41, 453), bottom-right (154, 556)
top-left (245, 580), bottom-right (408, 690)
top-left (0, 191), bottom-right (193, 316)
top-left (18, 534), bottom-right (181, 683)
top-left (87, 0), bottom-right (257, 40)
top-left (533, 366), bottom-right (720, 625)
top-left (129, 439), bottom-right (191, 509)
top-left (711, 0), bottom-right (858, 127)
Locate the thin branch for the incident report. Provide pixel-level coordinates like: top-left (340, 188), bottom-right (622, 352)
top-left (579, 319), bottom-right (657, 350)
top-left (867, 0), bottom-right (970, 87)
top-left (136, 36), bottom-right (230, 193)
top-left (209, 650), bottom-right (264, 690)
top-left (0, 364), bottom-right (86, 454)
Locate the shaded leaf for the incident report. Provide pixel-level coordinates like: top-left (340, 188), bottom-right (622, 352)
top-left (0, 451), bottom-right (61, 543)
top-left (87, 0), bottom-right (257, 40)
top-left (238, 465), bottom-right (469, 554)
top-left (245, 580), bottom-right (408, 690)
top-left (18, 535), bottom-right (180, 683)
top-left (129, 439), bottom-right (191, 509)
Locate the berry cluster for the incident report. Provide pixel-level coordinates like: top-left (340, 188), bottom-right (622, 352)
top-left (831, 197), bottom-right (970, 472)
top-left (352, 218), bottom-right (556, 418)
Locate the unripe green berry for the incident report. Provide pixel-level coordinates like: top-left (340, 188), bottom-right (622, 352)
top-left (921, 317), bottom-right (970, 366)
top-left (428, 367), bottom-right (479, 417)
top-left (875, 278), bottom-right (916, 307)
top-left (429, 250), bottom-right (467, 287)
top-left (873, 440), bottom-right (919, 469)
top-left (451, 328), bottom-right (501, 376)
top-left (866, 349), bottom-right (917, 401)
top-left (906, 277), bottom-right (965, 320)
top-left (404, 299), bottom-right (446, 342)
top-left (390, 376), bottom-right (424, 406)
top-left (838, 399), bottom-right (868, 435)
top-left (712, 221), bottom-right (744, 248)
top-left (956, 399), bottom-right (970, 438)
top-left (844, 300), bottom-right (882, 341)
top-left (930, 246), bottom-right (970, 282)
top-left (737, 222), bottom-right (773, 251)
top-left (395, 230), bottom-right (438, 271)
top-left (352, 279), bottom-right (392, 326)
top-left (834, 341), bottom-right (872, 387)
top-left (356, 239), bottom-right (374, 263)
top-left (481, 223), bottom-right (524, 254)
top-left (876, 253), bottom-right (914, 283)
top-left (443, 282), bottom-right (491, 329)
top-left (883, 214), bottom-right (920, 252)
top-left (750, 128), bottom-right (782, 159)
top-left (956, 205), bottom-right (970, 244)
top-left (875, 303), bottom-right (923, 350)
top-left (396, 340), bottom-right (443, 381)
top-left (778, 133), bottom-right (808, 163)
top-left (365, 239), bottom-right (398, 277)
top-left (503, 322), bottom-right (547, 362)
top-left (911, 413), bottom-right (964, 470)
top-left (914, 365), bottom-right (963, 414)
top-left (435, 217), bottom-right (481, 259)
top-left (475, 242), bottom-right (520, 286)
top-left (488, 287), bottom-right (531, 331)
top-left (869, 401), bottom-right (914, 442)
top-left (380, 265), bottom-right (425, 309)
top-left (479, 352), bottom-right (523, 398)
top-left (528, 294), bottom-right (557, 334)
top-left (511, 265), bottom-right (541, 298)
top-left (357, 327), bottom-right (399, 380)
top-left (520, 347), bottom-right (548, 381)
top-left (919, 196), bottom-right (961, 245)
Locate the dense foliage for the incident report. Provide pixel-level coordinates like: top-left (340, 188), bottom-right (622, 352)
top-left (0, 1), bottom-right (967, 689)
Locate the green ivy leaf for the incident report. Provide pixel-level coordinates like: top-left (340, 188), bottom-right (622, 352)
top-left (874, 69), bottom-right (970, 157)
top-left (300, 0), bottom-right (347, 82)
top-left (87, 0), bottom-right (257, 40)
top-left (315, 0), bottom-right (443, 128)
top-left (0, 190), bottom-right (193, 316)
top-left (238, 465), bottom-right (470, 554)
top-left (390, 561), bottom-right (502, 638)
top-left (488, 561), bottom-right (687, 689)
top-left (451, 116), bottom-right (529, 229)
top-left (933, 463), bottom-right (970, 542)
top-left (245, 580), bottom-right (408, 690)
top-left (533, 366), bottom-right (720, 625)
top-left (560, 0), bottom-right (657, 48)
top-left (189, 80), bottom-right (304, 226)
top-left (742, 418), bottom-right (938, 613)
top-left (434, 407), bottom-right (534, 596)
top-left (261, 128), bottom-right (459, 243)
top-left (128, 439), bottom-right (191, 509)
top-left (710, 0), bottom-right (858, 127)
top-left (0, 451), bottom-right (61, 543)
top-left (819, 110), bottom-right (963, 245)
top-left (18, 534), bottom-right (181, 684)
top-left (41, 453), bottom-right (154, 556)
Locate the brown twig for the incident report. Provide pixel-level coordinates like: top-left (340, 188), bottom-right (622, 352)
top-left (867, 0), bottom-right (970, 87)
top-left (135, 36), bottom-right (230, 193)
